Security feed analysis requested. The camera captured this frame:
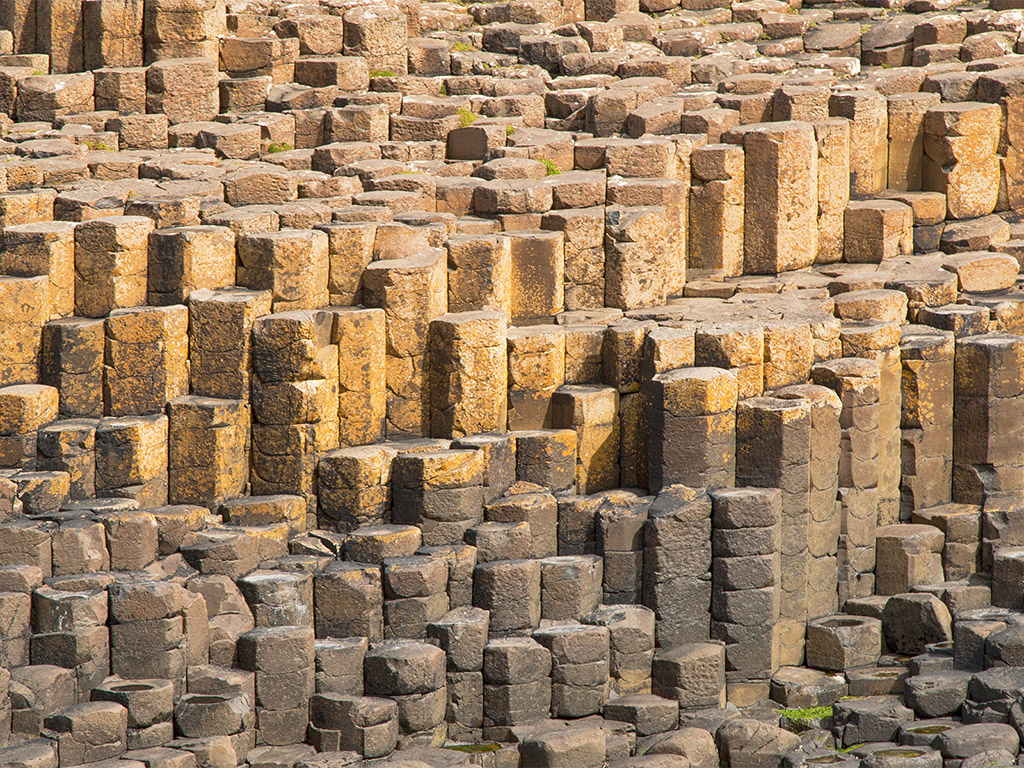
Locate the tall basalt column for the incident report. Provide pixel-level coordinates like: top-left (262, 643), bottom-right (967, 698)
top-left (108, 581), bottom-right (187, 697)
top-left (689, 143), bottom-right (744, 277)
top-left (814, 118), bottom-right (850, 264)
top-left (329, 307), bottom-right (386, 447)
top-left (444, 233), bottom-right (512, 316)
top-left (541, 209), bottom-right (604, 311)
top-left (508, 230), bottom-right (564, 323)
top-left (31, 585), bottom-right (109, 700)
top-left (74, 216), bottom-right (153, 320)
top-left (0, 384), bottom-right (56, 471)
top-left (392, 449), bottom-right (484, 546)
top-left (900, 326), bottom-right (955, 517)
top-left (887, 92), bottom-right (941, 192)
top-left (317, 445), bottom-right (395, 532)
top-left (0, 0), bottom-right (38, 54)
top-left (604, 206), bottom-right (670, 310)
top-left (710, 487), bottom-right (782, 704)
top-left (696, 322), bottom-right (764, 401)
top-left (0, 277), bottom-right (47, 388)
top-left (608, 319), bottom-right (654, 492)
top-left (38, 418), bottom-right (97, 500)
top-left (237, 229), bottom-right (329, 312)
top-left (829, 89), bottom-right (887, 199)
top-left (552, 385), bottom-right (620, 494)
top-left (506, 326), bottom-right (565, 432)
top-left (250, 310), bottom-right (339, 517)
top-left (147, 225), bottom-right (236, 306)
top-left (605, 176), bottom-right (687, 297)
top-left (953, 334), bottom-right (1024, 505)
top-left (644, 485), bottom-right (712, 646)
top-left (840, 320), bottom-right (902, 525)
top-left (774, 384), bottom-right (842, 620)
top-left (95, 413), bottom-right (168, 507)
top-left (83, 0), bottom-right (144, 69)
top-left (363, 250), bottom-right (447, 438)
top-left (741, 121), bottom-right (818, 274)
top-left (736, 397), bottom-right (811, 667)
top-left (36, 0), bottom-right (84, 73)
top-left (41, 317), bottom-right (104, 418)
top-left (238, 626), bottom-right (314, 746)
top-left (812, 358), bottom-right (882, 605)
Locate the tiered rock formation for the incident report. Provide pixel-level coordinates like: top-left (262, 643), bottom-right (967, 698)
top-left (0, 1), bottom-right (1022, 768)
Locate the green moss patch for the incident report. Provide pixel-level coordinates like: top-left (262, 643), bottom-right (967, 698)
top-left (775, 706), bottom-right (833, 721)
top-left (446, 744), bottom-right (502, 753)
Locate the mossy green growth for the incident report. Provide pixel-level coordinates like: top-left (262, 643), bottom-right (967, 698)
top-left (370, 69), bottom-right (396, 78)
top-left (458, 108), bottom-right (478, 127)
top-left (451, 41), bottom-right (475, 52)
top-left (438, 83), bottom-right (448, 96)
top-left (446, 744), bottom-right (501, 753)
top-left (909, 725), bottom-right (952, 735)
top-left (541, 158), bottom-right (561, 176)
top-left (775, 706), bottom-right (833, 722)
top-left (267, 142), bottom-right (293, 153)
top-left (506, 125), bottom-right (516, 136)
top-left (837, 744), bottom-right (864, 754)
top-left (84, 140), bottom-right (111, 151)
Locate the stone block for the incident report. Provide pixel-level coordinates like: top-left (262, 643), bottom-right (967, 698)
top-left (2, 221), bottom-right (75, 318)
top-left (506, 326), bottom-right (565, 431)
top-left (652, 642), bottom-right (725, 710)
top-left (104, 305), bottom-right (188, 417)
top-left (645, 368), bottom-right (737, 493)
top-left (147, 226), bottom-right (235, 306)
top-left (237, 229), bottom-right (328, 312)
top-left (168, 396), bottom-right (249, 508)
top-left (429, 311), bottom-right (507, 439)
top-left (0, 276), bottom-right (48, 388)
top-left (74, 216), bottom-right (153, 319)
top-left (188, 288), bottom-right (271, 402)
